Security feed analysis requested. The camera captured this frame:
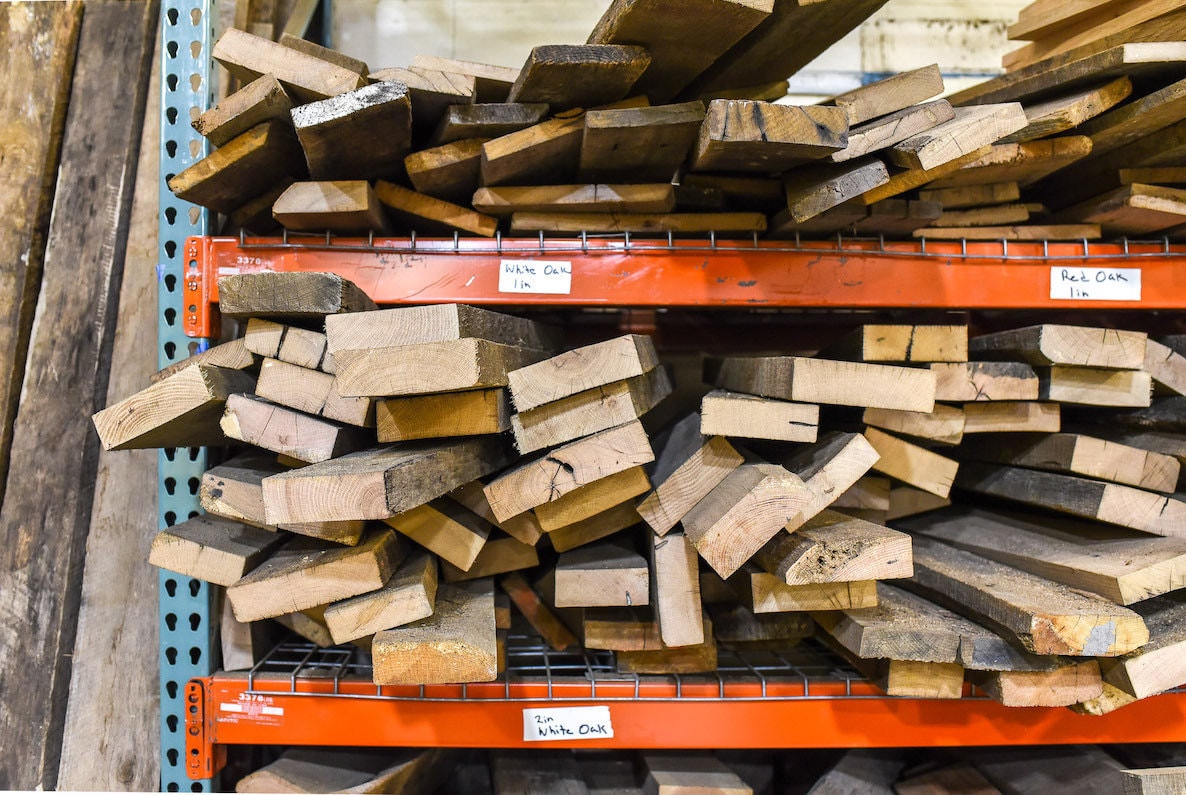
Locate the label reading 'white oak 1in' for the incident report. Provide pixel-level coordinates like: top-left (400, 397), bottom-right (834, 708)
top-left (523, 706), bottom-right (614, 741)
top-left (499, 259), bottom-right (572, 295)
top-left (1050, 267), bottom-right (1141, 301)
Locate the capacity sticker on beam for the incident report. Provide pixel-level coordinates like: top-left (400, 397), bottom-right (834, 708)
top-left (523, 706), bottom-right (613, 741)
top-left (1050, 267), bottom-right (1141, 301)
top-left (499, 259), bottom-right (572, 295)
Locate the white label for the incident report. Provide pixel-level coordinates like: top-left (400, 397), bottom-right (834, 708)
top-left (523, 706), bottom-right (613, 741)
top-left (1050, 267), bottom-right (1141, 301)
top-left (499, 259), bottom-right (572, 295)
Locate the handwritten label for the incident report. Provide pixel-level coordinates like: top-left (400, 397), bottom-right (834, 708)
top-left (499, 259), bottom-right (572, 295)
top-left (523, 706), bottom-right (613, 741)
top-left (1050, 267), bottom-right (1141, 301)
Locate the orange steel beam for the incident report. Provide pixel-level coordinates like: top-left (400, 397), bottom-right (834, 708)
top-left (187, 674), bottom-right (1186, 779)
top-left (182, 235), bottom-right (1186, 338)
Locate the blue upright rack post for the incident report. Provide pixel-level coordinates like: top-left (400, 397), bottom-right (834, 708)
top-left (159, 0), bottom-right (214, 790)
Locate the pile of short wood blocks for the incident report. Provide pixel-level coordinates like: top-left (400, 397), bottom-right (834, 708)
top-left (165, 0), bottom-right (1186, 243)
top-left (92, 271), bottom-right (1186, 713)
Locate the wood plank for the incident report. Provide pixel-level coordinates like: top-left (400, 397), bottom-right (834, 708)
top-left (385, 498), bottom-right (492, 572)
top-left (682, 463), bottom-right (813, 579)
top-left (931, 204), bottom-right (1031, 228)
top-left (900, 507), bottom-right (1186, 605)
top-left (1058, 184), bottom-right (1186, 235)
top-left (782, 431), bottom-right (883, 521)
top-left (220, 393), bottom-right (367, 463)
top-left (971, 746), bottom-right (1129, 794)
top-left (404, 138), bottom-right (488, 204)
top-left (863, 405), bottom-right (965, 445)
top-left (1075, 426), bottom-right (1186, 472)
top-left (680, 173), bottom-right (783, 211)
top-left (481, 108), bottom-right (589, 187)
top-left (583, 607), bottom-right (662, 651)
top-left (236, 748), bottom-right (451, 794)
top-left (492, 751), bottom-right (589, 795)
top-left (848, 199), bottom-right (943, 237)
top-left (914, 224), bottom-right (1101, 241)
top-left (228, 178), bottom-right (293, 234)
top-left (554, 544), bottom-right (650, 608)
top-left (325, 303), bottom-right (556, 354)
top-left (92, 364), bottom-right (253, 450)
top-left (739, 568), bottom-right (879, 613)
top-left (549, 500), bottom-right (642, 553)
top-left (700, 389), bottom-right (818, 442)
top-left (925, 136), bottom-right (1094, 190)
top-left (688, 0), bottom-right (890, 96)
top-left (806, 750), bottom-right (904, 795)
top-left (860, 144), bottom-right (993, 204)
top-left (508, 44), bottom-right (650, 110)
top-left (641, 753), bottom-right (750, 795)
top-left (1123, 767), bottom-right (1186, 795)
top-left (821, 324), bottom-right (968, 363)
top-left (1085, 396), bottom-right (1186, 432)
top-left (1120, 167), bottom-right (1186, 186)
top-left (895, 764), bottom-right (1002, 794)
top-left (372, 580), bottom-right (498, 684)
top-left (831, 101), bottom-right (955, 163)
top-left (689, 100), bottom-right (848, 173)
top-left (167, 120), bottom-right (306, 214)
top-left (148, 515), bottom-right (284, 587)
top-left (256, 357), bottom-right (374, 427)
top-left (1101, 593), bottom-right (1186, 699)
top-left (960, 432), bottom-right (1177, 492)
top-left (707, 602), bottom-right (813, 648)
top-left (373, 180), bottom-right (498, 237)
top-left (227, 530), bottom-right (404, 621)
top-left (616, 619), bottom-right (717, 673)
top-left (512, 367), bottom-right (671, 454)
top-left (754, 509), bottom-right (913, 585)
top-left (376, 389), bottom-right (510, 442)
top-left (262, 436), bottom-right (510, 523)
top-left (276, 34), bottom-right (369, 76)
top-left (580, 101), bottom-right (705, 182)
top-left (715, 355), bottom-right (936, 412)
top-left (948, 42), bottom-right (1186, 107)
top-left (1009, 0), bottom-right (1119, 41)
top-left (213, 28), bottom-right (366, 103)
top-left (910, 536), bottom-right (1148, 656)
top-left (888, 484), bottom-right (952, 520)
top-left (249, 318), bottom-right (338, 375)
top-left (862, 427), bottom-right (958, 499)
top-left (219, 271), bottom-right (375, 321)
top-left (827, 65), bottom-right (944, 126)
top-left (919, 182), bottom-right (1021, 209)
top-left (323, 551), bottom-right (438, 643)
top-left (956, 461), bottom-right (1186, 536)
top-left (449, 480), bottom-right (545, 548)
top-left (410, 55), bottom-right (520, 103)
top-left (1078, 76), bottom-right (1186, 156)
top-left (637, 415), bottom-right (745, 536)
top-left (1038, 365), bottom-right (1153, 407)
top-left (0, 3), bottom-right (153, 784)
top-left (976, 660), bottom-right (1104, 707)
top-left (587, 0), bottom-right (773, 103)
top-left (508, 334), bottom-right (658, 411)
top-left (193, 73), bottom-right (293, 147)
top-left (535, 466), bottom-right (652, 531)
top-left (151, 338), bottom-right (256, 383)
top-left (777, 160), bottom-right (890, 224)
top-left (888, 104), bottom-right (1029, 171)
top-left (272, 181), bottom-right (388, 234)
top-left (335, 339), bottom-right (545, 397)
top-left (200, 456), bottom-right (366, 543)
top-left (1001, 77), bottom-right (1132, 144)
top-left (969, 323), bottom-right (1147, 368)
top-left (499, 572), bottom-right (577, 651)
top-left (483, 421), bottom-right (654, 521)
top-left (368, 66), bottom-right (475, 134)
top-left (931, 361), bottom-right (1039, 402)
top-left (432, 103), bottom-right (549, 145)
top-left (511, 211), bottom-right (767, 235)
top-left (650, 532), bottom-right (704, 647)
top-left (473, 184), bottom-right (676, 216)
top-left (832, 476), bottom-right (891, 515)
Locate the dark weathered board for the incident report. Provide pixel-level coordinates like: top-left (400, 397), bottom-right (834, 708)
top-left (0, 2), bottom-right (156, 788)
top-left (0, 1), bottom-right (81, 509)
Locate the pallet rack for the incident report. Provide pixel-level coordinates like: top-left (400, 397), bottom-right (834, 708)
top-left (159, 2), bottom-right (1186, 789)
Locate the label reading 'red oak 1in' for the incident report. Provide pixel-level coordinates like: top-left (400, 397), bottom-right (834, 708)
top-left (1050, 267), bottom-right (1141, 301)
top-left (523, 706), bottom-right (613, 741)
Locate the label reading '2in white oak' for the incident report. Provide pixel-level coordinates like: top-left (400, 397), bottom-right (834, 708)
top-left (499, 259), bottom-right (572, 295)
top-left (1050, 267), bottom-right (1141, 301)
top-left (523, 706), bottom-right (613, 741)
